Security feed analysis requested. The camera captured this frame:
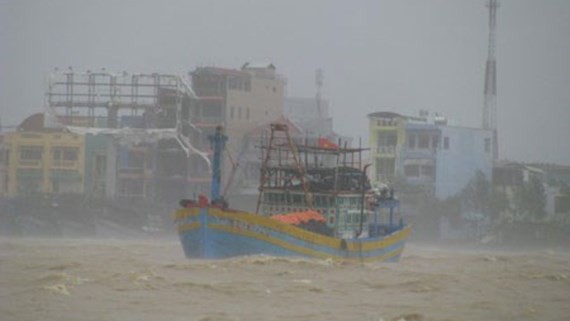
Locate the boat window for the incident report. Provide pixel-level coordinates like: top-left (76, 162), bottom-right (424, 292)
top-left (355, 213), bottom-right (367, 223)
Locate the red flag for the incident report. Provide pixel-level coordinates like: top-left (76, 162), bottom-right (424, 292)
top-left (318, 137), bottom-right (338, 149)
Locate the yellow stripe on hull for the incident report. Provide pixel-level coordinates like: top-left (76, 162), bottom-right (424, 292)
top-left (208, 223), bottom-right (404, 262)
top-left (177, 222), bottom-right (200, 233)
top-left (174, 207), bottom-right (200, 220)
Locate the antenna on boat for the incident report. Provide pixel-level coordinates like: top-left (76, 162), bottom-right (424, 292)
top-left (357, 163), bottom-right (372, 238)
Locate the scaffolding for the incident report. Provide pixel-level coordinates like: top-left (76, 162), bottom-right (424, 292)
top-left (255, 123), bottom-right (370, 214)
top-left (45, 69), bottom-right (196, 130)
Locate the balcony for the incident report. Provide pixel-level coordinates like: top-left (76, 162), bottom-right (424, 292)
top-left (401, 147), bottom-right (437, 159)
top-left (17, 160), bottom-right (42, 168)
top-left (374, 145), bottom-right (397, 156)
top-left (118, 167), bottom-right (152, 179)
top-left (52, 160), bottom-right (79, 169)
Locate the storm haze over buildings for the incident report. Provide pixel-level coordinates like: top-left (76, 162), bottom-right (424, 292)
top-left (1, 0), bottom-right (569, 165)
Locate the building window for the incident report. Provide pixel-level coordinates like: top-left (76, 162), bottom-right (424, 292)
top-left (345, 212), bottom-right (352, 224)
top-left (63, 148), bottom-right (78, 161)
top-left (404, 164), bottom-right (420, 177)
top-left (432, 136), bottom-right (439, 149)
top-left (444, 137), bottom-right (450, 150)
top-left (418, 135), bottom-right (430, 149)
top-left (230, 106), bottom-right (235, 119)
top-left (408, 135), bottom-right (416, 149)
top-left (52, 147), bottom-right (78, 164)
top-left (238, 107), bottom-right (242, 119)
top-left (377, 133), bottom-right (397, 147)
top-left (20, 146), bottom-right (42, 161)
top-left (246, 107), bottom-right (250, 120)
top-left (423, 165), bottom-right (434, 178)
top-left (484, 138), bottom-right (491, 153)
top-left (53, 149), bottom-right (61, 161)
top-left (202, 104), bottom-right (222, 118)
top-left (127, 152), bottom-right (144, 168)
top-left (376, 158), bottom-right (395, 179)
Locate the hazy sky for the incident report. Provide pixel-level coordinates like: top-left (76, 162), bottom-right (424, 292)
top-left (1, 0), bottom-right (569, 165)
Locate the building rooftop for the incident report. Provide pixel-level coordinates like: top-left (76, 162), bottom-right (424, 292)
top-left (367, 111), bottom-right (402, 119)
top-left (241, 62), bottom-right (276, 70)
top-left (191, 67), bottom-right (249, 77)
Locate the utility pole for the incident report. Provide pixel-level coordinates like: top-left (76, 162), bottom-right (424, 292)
top-left (483, 0), bottom-right (500, 160)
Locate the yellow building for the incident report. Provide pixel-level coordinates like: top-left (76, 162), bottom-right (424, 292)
top-left (4, 114), bottom-right (84, 196)
top-left (367, 112), bottom-right (408, 186)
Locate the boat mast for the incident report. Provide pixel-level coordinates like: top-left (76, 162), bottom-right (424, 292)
top-left (208, 125), bottom-right (227, 202)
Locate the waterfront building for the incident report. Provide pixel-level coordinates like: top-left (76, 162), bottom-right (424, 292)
top-left (3, 113), bottom-right (84, 196)
top-left (188, 62), bottom-right (286, 195)
top-left (368, 111), bottom-right (493, 200)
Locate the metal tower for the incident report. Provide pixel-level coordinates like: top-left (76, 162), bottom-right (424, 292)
top-left (483, 0), bottom-right (500, 160)
top-left (315, 69), bottom-right (323, 118)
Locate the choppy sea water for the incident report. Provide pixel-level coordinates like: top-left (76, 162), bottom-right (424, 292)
top-left (0, 237), bottom-right (569, 321)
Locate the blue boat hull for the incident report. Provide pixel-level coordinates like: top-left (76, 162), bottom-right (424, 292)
top-left (176, 207), bottom-right (411, 262)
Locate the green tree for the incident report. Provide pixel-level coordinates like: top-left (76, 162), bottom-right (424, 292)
top-left (459, 170), bottom-right (491, 216)
top-left (513, 176), bottom-right (547, 221)
top-left (488, 189), bottom-right (510, 223)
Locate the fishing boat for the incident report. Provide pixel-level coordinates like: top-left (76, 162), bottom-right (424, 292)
top-left (175, 124), bottom-right (410, 262)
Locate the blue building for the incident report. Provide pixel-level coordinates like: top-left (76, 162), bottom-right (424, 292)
top-left (435, 125), bottom-right (493, 199)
